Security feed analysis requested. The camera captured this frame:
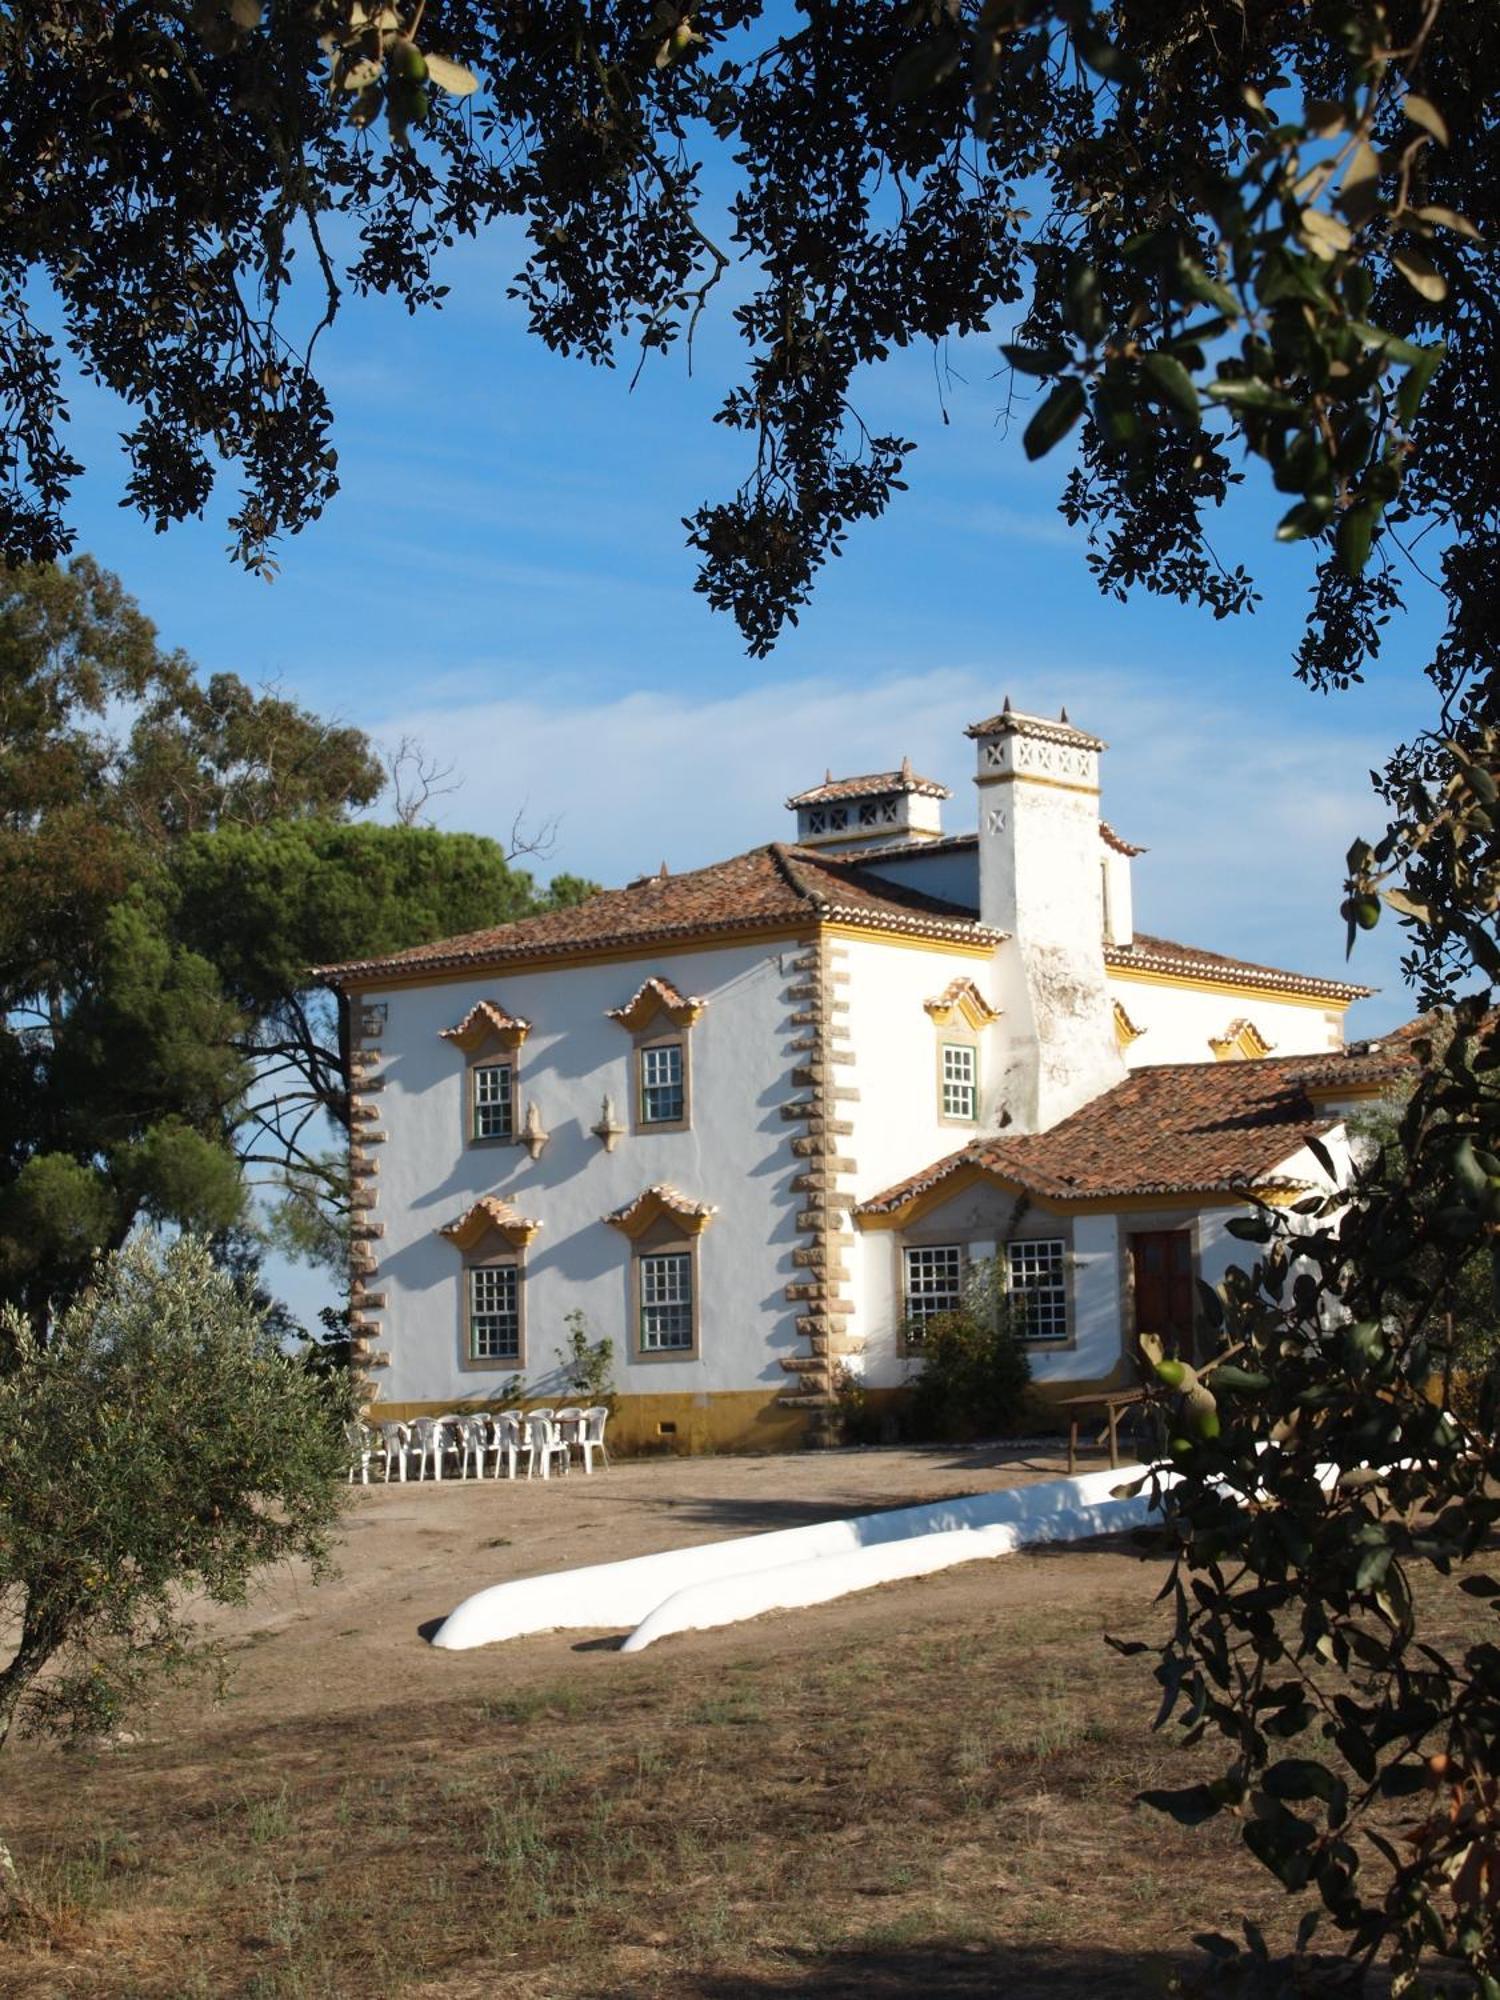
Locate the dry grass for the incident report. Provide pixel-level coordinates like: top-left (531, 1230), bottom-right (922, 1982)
top-left (10, 1443), bottom-right (1463, 2000)
top-left (0, 1572), bottom-right (1293, 1999)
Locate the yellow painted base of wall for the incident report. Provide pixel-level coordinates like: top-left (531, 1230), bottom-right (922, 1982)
top-left (367, 1390), bottom-right (815, 1457)
top-left (368, 1370), bottom-right (1139, 1456)
top-left (852, 1373), bottom-right (1140, 1440)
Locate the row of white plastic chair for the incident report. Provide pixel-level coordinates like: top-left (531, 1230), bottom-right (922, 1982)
top-left (346, 1407), bottom-right (610, 1484)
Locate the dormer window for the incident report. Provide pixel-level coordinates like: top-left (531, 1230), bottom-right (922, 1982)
top-left (439, 1001), bottom-right (532, 1151)
top-left (472, 1061), bottom-right (514, 1140)
top-left (941, 1044), bottom-right (978, 1122)
top-left (437, 1196), bottom-right (541, 1373)
top-left (604, 1185), bottom-right (717, 1363)
top-left (924, 978), bottom-right (999, 1127)
top-left (640, 1042), bottom-right (686, 1125)
top-left (607, 977), bottom-right (706, 1137)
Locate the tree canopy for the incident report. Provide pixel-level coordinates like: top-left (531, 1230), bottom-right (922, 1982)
top-left (0, 1), bottom-right (1491, 671)
top-left (0, 1234), bottom-right (349, 1746)
top-left (4, 4), bottom-right (1500, 1982)
top-left (0, 558), bottom-right (594, 1324)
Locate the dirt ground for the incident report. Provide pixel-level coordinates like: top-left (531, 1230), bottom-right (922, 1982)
top-left (0, 1444), bottom-right (1294, 1999)
top-left (179, 1442), bottom-right (1113, 1723)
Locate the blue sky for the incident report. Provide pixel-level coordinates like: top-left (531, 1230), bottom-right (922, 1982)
top-left (45, 208), bottom-right (1443, 1325)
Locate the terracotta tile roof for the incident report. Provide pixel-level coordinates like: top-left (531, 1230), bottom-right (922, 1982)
top-left (437, 1196), bottom-right (542, 1250)
top-left (438, 1000), bottom-right (531, 1050)
top-left (606, 976), bottom-right (705, 1032)
top-left (786, 760), bottom-right (951, 807)
top-left (835, 831), bottom-right (979, 862)
top-left (965, 705), bottom-right (1106, 750)
top-left (785, 848), bottom-right (1356, 1002)
top-left (315, 843), bottom-right (1000, 985)
top-left (1106, 931), bottom-right (1374, 1003)
top-left (839, 823), bottom-right (1144, 861)
top-left (603, 1185), bottom-right (717, 1237)
top-left (856, 1047), bottom-right (1411, 1216)
top-left (1099, 820), bottom-right (1147, 857)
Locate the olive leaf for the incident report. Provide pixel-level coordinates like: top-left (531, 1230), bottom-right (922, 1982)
top-left (424, 54), bottom-right (480, 96)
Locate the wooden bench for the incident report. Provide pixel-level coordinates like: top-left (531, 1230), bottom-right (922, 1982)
top-left (1054, 1387), bottom-right (1148, 1476)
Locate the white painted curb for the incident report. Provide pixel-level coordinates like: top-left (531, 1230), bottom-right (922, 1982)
top-left (431, 1463), bottom-right (1173, 1653)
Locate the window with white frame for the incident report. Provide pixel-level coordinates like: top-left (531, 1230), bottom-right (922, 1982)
top-left (468, 1263), bottom-right (521, 1362)
top-left (639, 1250), bottom-right (694, 1351)
top-left (639, 1040), bottom-right (685, 1125)
top-left (1005, 1239), bottom-right (1069, 1341)
top-left (472, 1061), bottom-right (513, 1140)
top-left (902, 1243), bottom-right (964, 1340)
top-left (941, 1043), bottom-right (978, 1121)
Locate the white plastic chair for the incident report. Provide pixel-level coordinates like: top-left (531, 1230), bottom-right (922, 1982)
top-left (379, 1421), bottom-right (411, 1483)
top-left (577, 1406), bottom-right (611, 1475)
top-left (456, 1415), bottom-right (489, 1480)
top-left (554, 1406), bottom-right (585, 1453)
top-left (487, 1413), bottom-right (521, 1481)
top-left (521, 1413), bottom-right (569, 1481)
top-left (345, 1420), bottom-right (376, 1484)
top-left (410, 1417), bottom-right (455, 1481)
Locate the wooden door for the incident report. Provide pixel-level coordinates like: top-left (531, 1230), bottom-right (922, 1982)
top-left (1131, 1230), bottom-right (1196, 1361)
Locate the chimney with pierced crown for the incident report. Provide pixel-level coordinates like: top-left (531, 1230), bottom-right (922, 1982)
top-left (966, 701), bottom-right (1125, 1128)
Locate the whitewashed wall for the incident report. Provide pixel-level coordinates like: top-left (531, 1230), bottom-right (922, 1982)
top-left (851, 842), bottom-right (980, 909)
top-left (363, 938), bottom-right (810, 1406)
top-left (838, 933), bottom-right (1004, 1196)
top-left (1110, 972), bottom-right (1348, 1067)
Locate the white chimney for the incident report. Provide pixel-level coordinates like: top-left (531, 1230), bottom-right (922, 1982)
top-left (969, 702), bottom-right (1126, 1130)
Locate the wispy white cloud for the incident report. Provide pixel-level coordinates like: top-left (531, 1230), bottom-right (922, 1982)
top-left (371, 659), bottom-right (1409, 1027)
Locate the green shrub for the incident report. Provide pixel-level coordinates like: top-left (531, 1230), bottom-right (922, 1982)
top-left (833, 1361), bottom-right (884, 1446)
top-left (905, 1258), bottom-right (1032, 1442)
top-left (555, 1308), bottom-right (615, 1407)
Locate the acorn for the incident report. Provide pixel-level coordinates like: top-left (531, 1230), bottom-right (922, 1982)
top-left (390, 38), bottom-right (427, 80)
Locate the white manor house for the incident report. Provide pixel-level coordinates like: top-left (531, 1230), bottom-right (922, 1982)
top-left (320, 703), bottom-right (1404, 1454)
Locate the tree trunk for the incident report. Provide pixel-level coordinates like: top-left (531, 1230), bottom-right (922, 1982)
top-left (0, 1824), bottom-right (30, 1926)
top-left (0, 1598), bottom-right (61, 1745)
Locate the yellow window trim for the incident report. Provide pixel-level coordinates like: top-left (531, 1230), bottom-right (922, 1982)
top-left (924, 976), bottom-right (1000, 1031)
top-left (1113, 999), bottom-right (1146, 1050)
top-left (1209, 1018), bottom-right (1276, 1062)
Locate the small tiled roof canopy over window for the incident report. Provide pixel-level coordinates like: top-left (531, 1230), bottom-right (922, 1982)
top-left (438, 1000), bottom-right (531, 1051)
top-left (438, 1196), bottom-right (542, 1251)
top-left (603, 1185), bottom-right (717, 1238)
top-left (606, 976), bottom-right (705, 1034)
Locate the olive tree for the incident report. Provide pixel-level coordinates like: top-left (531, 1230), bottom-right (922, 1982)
top-left (0, 1234), bottom-right (350, 1908)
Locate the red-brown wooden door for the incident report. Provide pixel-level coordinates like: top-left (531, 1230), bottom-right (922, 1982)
top-left (1131, 1229), bottom-right (1196, 1360)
